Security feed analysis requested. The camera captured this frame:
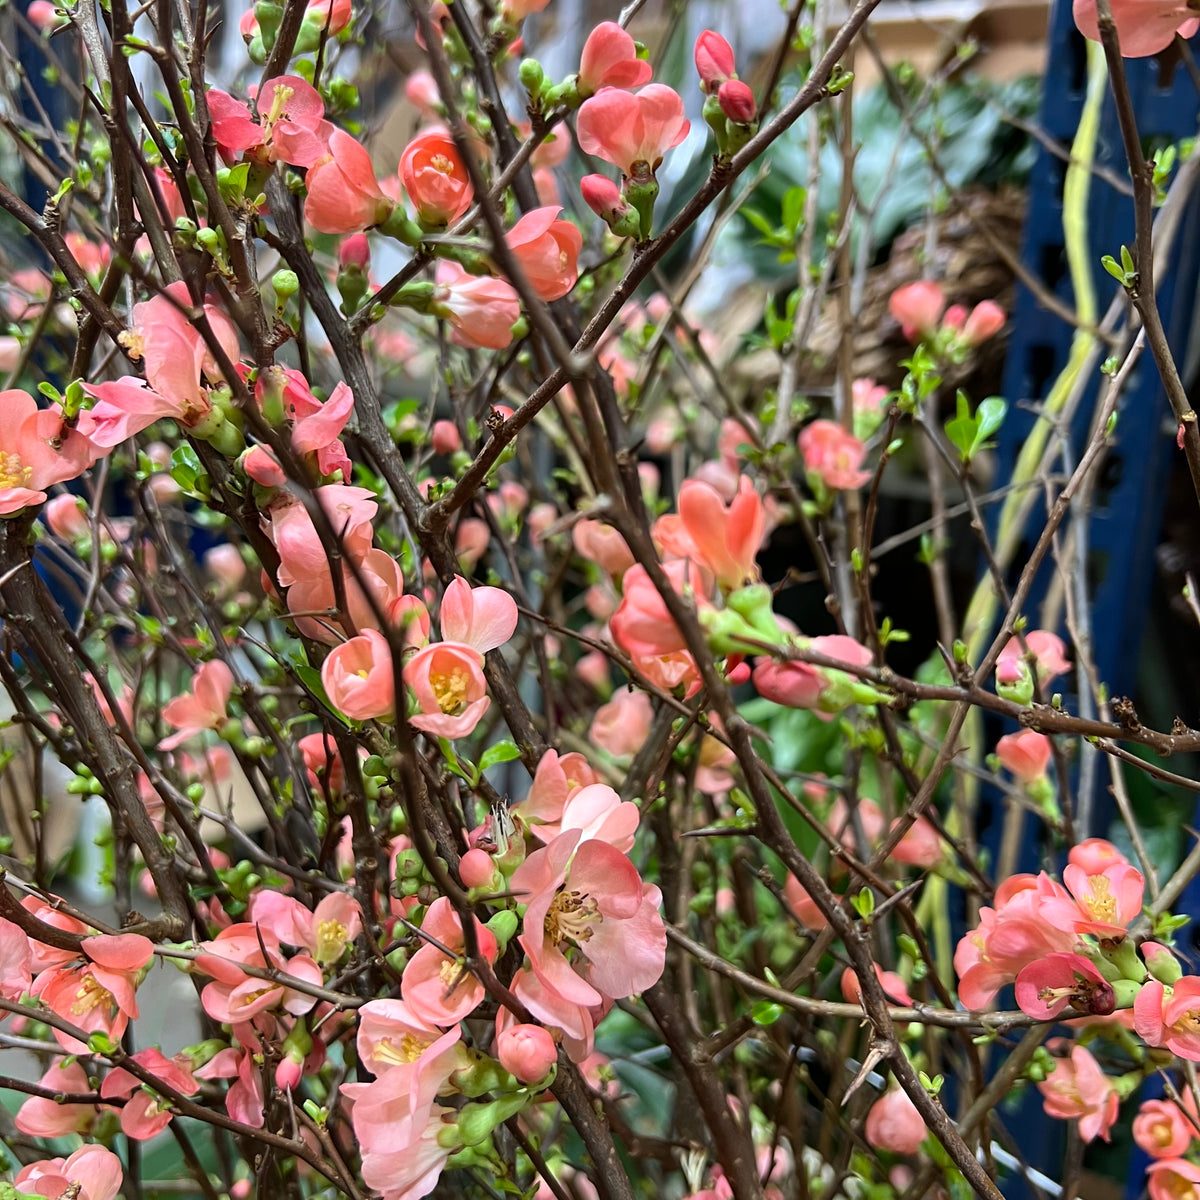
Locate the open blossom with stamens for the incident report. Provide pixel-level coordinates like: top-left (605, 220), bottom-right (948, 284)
top-left (1037, 1042), bottom-right (1120, 1142)
top-left (1014, 952), bottom-right (1114, 1020)
top-left (247, 890), bottom-right (362, 966)
top-left (399, 131), bottom-right (473, 228)
top-left (1136, 977), bottom-right (1200, 1061)
top-left (1148, 1159), bottom-right (1200, 1200)
top-left (206, 75), bottom-right (332, 168)
top-left (403, 641), bottom-right (490, 738)
top-left (511, 828), bottom-right (667, 1008)
top-left (322, 629), bottom-right (396, 722)
top-left (400, 897), bottom-right (498, 1025)
top-left (1037, 861), bottom-right (1144, 938)
top-left (1134, 1096), bottom-right (1199, 1159)
top-left (504, 207), bottom-right (582, 301)
top-left (355, 997), bottom-right (465, 1081)
top-left (678, 475), bottom-right (764, 592)
top-left (0, 390), bottom-right (99, 514)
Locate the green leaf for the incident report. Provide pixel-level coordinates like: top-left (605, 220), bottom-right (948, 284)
top-left (750, 1000), bottom-right (784, 1026)
top-left (479, 740), bottom-right (522, 772)
top-left (740, 207), bottom-right (779, 241)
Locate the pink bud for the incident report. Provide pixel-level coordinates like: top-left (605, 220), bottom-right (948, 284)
top-left (45, 495), bottom-right (89, 540)
top-left (961, 300), bottom-right (1006, 346)
top-left (431, 420), bottom-right (461, 455)
top-left (27, 0), bottom-right (66, 30)
top-left (239, 8), bottom-right (259, 37)
top-left (865, 1088), bottom-right (927, 1155)
top-left (942, 304), bottom-right (968, 330)
top-left (459, 848), bottom-right (497, 889)
top-left (580, 173), bottom-right (625, 220)
top-left (718, 79), bottom-right (757, 124)
top-left (275, 1055), bottom-right (303, 1091)
top-left (204, 544), bottom-right (248, 592)
top-left (404, 70), bottom-right (442, 118)
top-left (496, 1023), bottom-right (558, 1083)
top-left (339, 233), bottom-right (370, 270)
top-left (888, 280), bottom-right (946, 342)
top-left (695, 30), bottom-right (735, 93)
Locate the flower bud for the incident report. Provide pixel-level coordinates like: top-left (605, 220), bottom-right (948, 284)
top-left (495, 1024), bottom-right (558, 1084)
top-left (45, 495), bottom-right (89, 541)
top-left (961, 300), bottom-right (1006, 346)
top-left (718, 79), bottom-right (757, 124)
top-left (339, 233), bottom-right (370, 270)
top-left (694, 30), bottom-right (735, 93)
top-left (273, 269), bottom-right (299, 301)
top-left (1143, 942), bottom-right (1183, 986)
top-left (460, 848), bottom-right (498, 890)
top-left (865, 1087), bottom-right (926, 1155)
top-left (579, 175), bottom-right (641, 240)
top-left (431, 419), bottom-right (461, 455)
top-left (484, 909), bottom-right (519, 953)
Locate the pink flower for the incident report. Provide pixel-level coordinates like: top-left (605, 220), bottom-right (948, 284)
top-left (510, 966), bottom-right (600, 1063)
top-left (694, 30), bottom-right (735, 92)
top-left (514, 750), bottom-right (600, 828)
top-left (0, 390), bottom-right (99, 514)
top-left (960, 301), bottom-right (1005, 346)
top-left (1037, 1043), bottom-right (1120, 1142)
top-left (16, 1060), bottom-right (97, 1137)
top-left (505, 207), bottom-right (582, 301)
top-left (954, 874), bottom-right (1078, 1010)
top-left (798, 419), bottom-right (872, 490)
top-left (1069, 838), bottom-right (1128, 874)
top-left (610, 559), bottom-right (709, 660)
top-left (1148, 1159), bottom-right (1200, 1200)
top-left (206, 75), bottom-right (332, 168)
top-left (1134, 1098), bottom-right (1197, 1159)
top-left (0, 915), bottom-right (32, 1002)
top-left (578, 22), bottom-right (652, 95)
top-left (248, 889), bottom-right (362, 965)
top-left (890, 816), bottom-right (943, 868)
top-left (1073, 0), bottom-right (1199, 56)
top-left (576, 85), bottom-right (691, 178)
top-left (399, 131), bottom-right (473, 228)
top-left (841, 964), bottom-right (912, 1007)
top-left (996, 730), bottom-right (1052, 783)
top-left (525, 782), bottom-right (640, 853)
top-left (865, 1087), bottom-right (926, 1155)
top-left (356, 997), bottom-right (464, 1081)
top-left (431, 420), bottom-right (460, 454)
top-left (432, 262), bottom-right (521, 350)
top-left (496, 1023), bottom-right (558, 1083)
top-left (100, 1047), bottom-right (198, 1140)
top-left (403, 641), bottom-right (490, 739)
top-left (580, 174), bottom-right (634, 227)
top-left (783, 876), bottom-right (827, 929)
top-left (305, 130), bottom-right (392, 234)
top-left (401, 897), bottom-right (497, 1025)
top-left (678, 475), bottom-right (764, 591)
top-left (751, 634), bottom-right (873, 713)
top-left (1136, 977), bottom-right (1200, 1061)
top-left (718, 80), bottom-right (757, 124)
top-left (1038, 861), bottom-right (1145, 938)
top-left (160, 659), bottom-right (235, 749)
top-left (15, 1147), bottom-right (123, 1200)
top-left (321, 629), bottom-right (396, 721)
top-left (195, 1037), bottom-right (265, 1127)
top-left (997, 631), bottom-right (1071, 684)
top-left (572, 517), bottom-right (635, 575)
top-left (589, 689), bottom-right (652, 760)
top-left (438, 575), bottom-right (518, 653)
top-left (1014, 952), bottom-right (1114, 1020)
top-left (511, 829), bottom-right (666, 1007)
top-left (889, 280), bottom-right (945, 341)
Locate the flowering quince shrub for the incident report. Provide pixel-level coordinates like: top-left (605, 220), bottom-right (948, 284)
top-left (1, 2), bottom-right (1200, 1200)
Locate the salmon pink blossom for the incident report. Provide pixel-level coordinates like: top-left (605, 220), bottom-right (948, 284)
top-left (1037, 1043), bottom-right (1120, 1142)
top-left (865, 1087), bottom-right (926, 1155)
top-left (694, 30), bottom-right (735, 92)
top-left (496, 1022), bottom-right (558, 1083)
top-left (505, 207), bottom-right (582, 301)
top-left (15, 1147), bottom-right (123, 1200)
top-left (403, 641), bottom-right (490, 738)
top-left (1148, 1159), bottom-right (1200, 1200)
top-left (321, 629), bottom-right (396, 722)
top-left (0, 390), bottom-right (99, 514)
top-left (512, 829), bottom-right (666, 1007)
top-left (401, 897), bottom-right (498, 1025)
top-left (431, 262), bottom-right (521, 350)
top-left (578, 22), bottom-right (652, 95)
top-left (305, 130), bottom-right (392, 234)
top-left (100, 1047), bottom-right (199, 1140)
top-left (798, 419), bottom-right (872, 491)
top-left (1073, 0), bottom-right (1199, 57)
top-left (206, 75), bottom-right (332, 168)
top-left (678, 475), bottom-right (764, 591)
top-left (1038, 861), bottom-right (1145, 938)
top-left (889, 280), bottom-right (945, 341)
top-left (1136, 977), bottom-right (1200, 1061)
top-left (1015, 953), bottom-right (1114, 1019)
top-left (399, 131), bottom-right (473, 228)
top-left (160, 659), bottom-right (235, 749)
top-left (439, 575), bottom-right (518, 652)
top-left (576, 85), bottom-right (691, 178)
top-left (996, 729), bottom-right (1052, 783)
top-left (355, 997), bottom-right (465, 1081)
top-left (15, 1060), bottom-right (96, 1137)
top-left (1135, 1098), bottom-right (1198, 1159)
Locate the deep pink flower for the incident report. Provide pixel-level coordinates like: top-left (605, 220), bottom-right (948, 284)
top-left (798, 419), bottom-right (872, 490)
top-left (576, 85), bottom-right (691, 177)
top-left (751, 635), bottom-right (873, 713)
top-left (160, 659), bottom-right (235, 749)
top-left (1073, 0), bottom-right (1199, 56)
top-left (1037, 1043), bottom-right (1120, 1142)
top-left (694, 30), bottom-right (735, 92)
top-left (718, 80), bottom-right (757, 124)
top-left (206, 75), bottom-right (332, 168)
top-left (511, 829), bottom-right (666, 1007)
top-left (1014, 952), bottom-right (1114, 1019)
